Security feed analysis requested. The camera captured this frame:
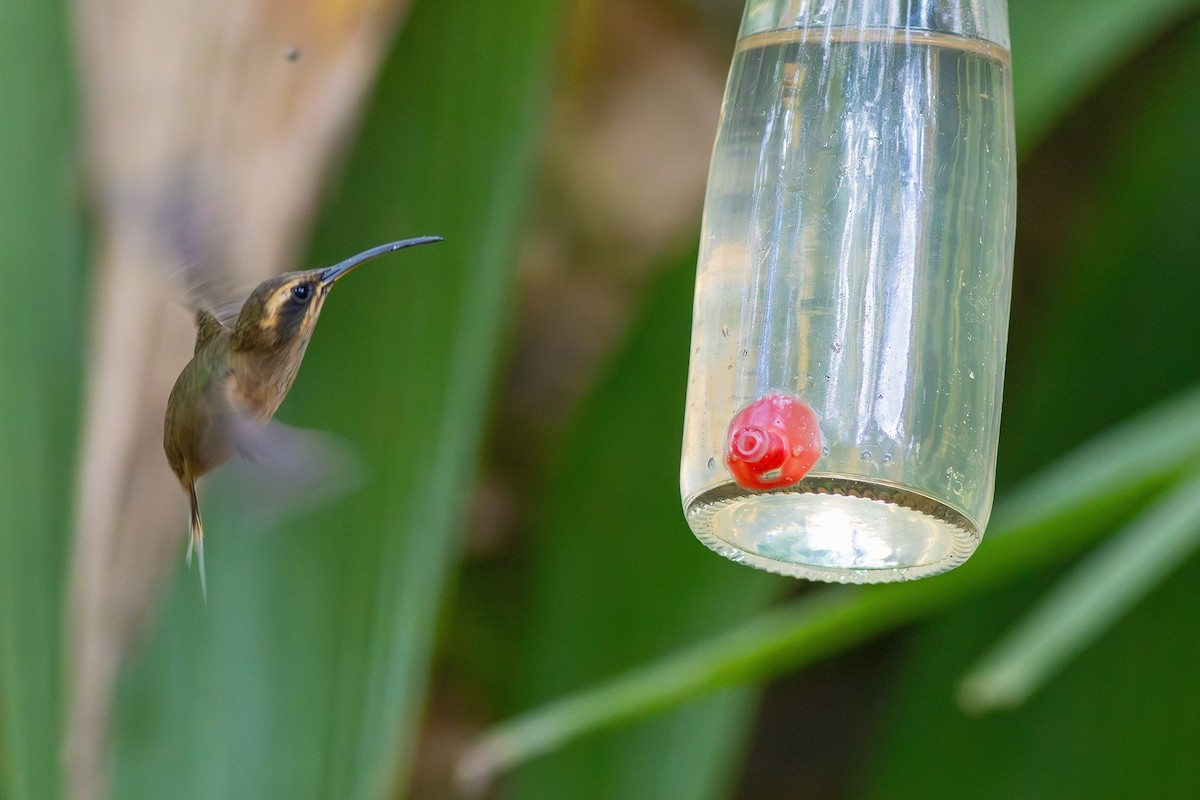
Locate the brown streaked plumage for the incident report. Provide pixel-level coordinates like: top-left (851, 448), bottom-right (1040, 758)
top-left (163, 236), bottom-right (443, 598)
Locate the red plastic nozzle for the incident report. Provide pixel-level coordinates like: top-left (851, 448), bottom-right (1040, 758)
top-left (724, 392), bottom-right (821, 491)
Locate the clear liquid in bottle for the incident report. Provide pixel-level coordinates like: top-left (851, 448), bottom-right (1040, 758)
top-left (681, 27), bottom-right (1017, 583)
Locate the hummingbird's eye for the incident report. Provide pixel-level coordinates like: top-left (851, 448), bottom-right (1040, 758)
top-left (290, 284), bottom-right (312, 303)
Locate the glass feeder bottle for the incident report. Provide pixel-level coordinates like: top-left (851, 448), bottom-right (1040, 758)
top-left (681, 0), bottom-right (1017, 583)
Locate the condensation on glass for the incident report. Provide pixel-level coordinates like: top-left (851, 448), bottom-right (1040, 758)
top-left (681, 0), bottom-right (1017, 583)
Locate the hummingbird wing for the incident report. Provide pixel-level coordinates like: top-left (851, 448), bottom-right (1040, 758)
top-left (196, 293), bottom-right (247, 328)
top-left (152, 175), bottom-right (254, 326)
top-left (216, 413), bottom-right (364, 532)
top-left (179, 262), bottom-right (249, 327)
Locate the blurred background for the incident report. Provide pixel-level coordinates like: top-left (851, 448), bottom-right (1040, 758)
top-left (2, 0), bottom-right (1199, 798)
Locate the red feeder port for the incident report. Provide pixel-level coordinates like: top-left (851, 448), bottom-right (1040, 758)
top-left (725, 393), bottom-right (821, 491)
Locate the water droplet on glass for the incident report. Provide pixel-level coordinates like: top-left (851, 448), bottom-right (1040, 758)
top-left (707, 457), bottom-right (716, 470)
top-left (882, 453), bottom-right (893, 462)
top-left (968, 370), bottom-right (976, 379)
top-left (720, 324), bottom-right (730, 337)
top-left (832, 341), bottom-right (843, 353)
top-left (821, 446), bottom-right (830, 456)
top-left (860, 450), bottom-right (871, 460)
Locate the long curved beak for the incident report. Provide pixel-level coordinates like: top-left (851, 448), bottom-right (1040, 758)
top-left (319, 236), bottom-right (444, 286)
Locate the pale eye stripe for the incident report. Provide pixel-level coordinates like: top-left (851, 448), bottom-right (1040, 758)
top-left (254, 288), bottom-right (288, 331)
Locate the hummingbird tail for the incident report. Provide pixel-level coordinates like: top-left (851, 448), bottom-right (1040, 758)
top-left (186, 481), bottom-right (208, 604)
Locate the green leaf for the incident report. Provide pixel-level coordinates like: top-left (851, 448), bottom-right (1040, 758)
top-left (110, 1), bottom-right (563, 798)
top-left (498, 257), bottom-right (781, 800)
top-left (473, 2), bottom-right (1200, 796)
top-left (960, 466), bottom-right (1200, 713)
top-left (463, 380), bottom-right (1200, 783)
top-left (1011, 0), bottom-right (1200, 151)
top-left (0, 1), bottom-right (81, 798)
top-left (305, 4), bottom-right (564, 797)
top-left (863, 16), bottom-right (1200, 800)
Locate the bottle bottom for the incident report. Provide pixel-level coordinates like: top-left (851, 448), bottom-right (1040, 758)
top-left (684, 476), bottom-right (979, 584)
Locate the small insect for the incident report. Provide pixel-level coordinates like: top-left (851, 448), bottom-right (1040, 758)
top-left (163, 237), bottom-right (443, 598)
top-left (725, 392), bottom-right (821, 491)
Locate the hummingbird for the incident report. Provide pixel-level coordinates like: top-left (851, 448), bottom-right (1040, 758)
top-left (163, 236), bottom-right (443, 598)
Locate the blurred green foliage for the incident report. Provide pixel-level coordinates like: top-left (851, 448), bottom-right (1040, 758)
top-left (1, 0), bottom-right (1198, 799)
top-left (865, 16), bottom-right (1200, 799)
top-left (0, 1), bottom-right (81, 798)
top-left (477, 4), bottom-right (1200, 800)
top-left (110, 1), bottom-right (563, 799)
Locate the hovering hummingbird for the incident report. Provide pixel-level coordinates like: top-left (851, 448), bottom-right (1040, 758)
top-left (163, 236), bottom-right (443, 598)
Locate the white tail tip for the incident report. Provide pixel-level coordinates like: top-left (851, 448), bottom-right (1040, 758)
top-left (195, 534), bottom-right (207, 605)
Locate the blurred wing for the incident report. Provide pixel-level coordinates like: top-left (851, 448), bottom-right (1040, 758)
top-left (216, 413), bottom-right (365, 531)
top-left (153, 177), bottom-right (251, 324)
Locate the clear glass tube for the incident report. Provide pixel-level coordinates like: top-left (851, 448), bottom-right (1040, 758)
top-left (681, 0), bottom-right (1017, 583)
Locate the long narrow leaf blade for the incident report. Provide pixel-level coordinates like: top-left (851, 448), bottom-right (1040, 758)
top-left (0, 1), bottom-right (79, 798)
top-left (502, 258), bottom-right (780, 800)
top-left (959, 467), bottom-right (1200, 713)
top-left (857, 16), bottom-right (1200, 797)
top-left (1011, 0), bottom-right (1200, 151)
top-left (480, 3), bottom-right (1200, 797)
top-left (314, 2), bottom-right (565, 794)
top-left (460, 383), bottom-right (1200, 781)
